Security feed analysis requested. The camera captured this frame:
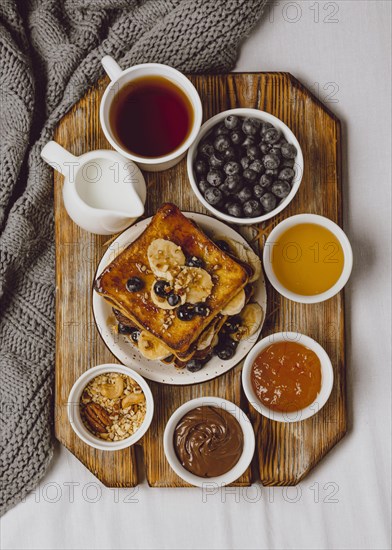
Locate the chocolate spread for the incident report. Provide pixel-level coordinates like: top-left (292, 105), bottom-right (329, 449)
top-left (174, 406), bottom-right (244, 478)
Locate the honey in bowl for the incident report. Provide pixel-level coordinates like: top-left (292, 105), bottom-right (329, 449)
top-left (271, 223), bottom-right (344, 295)
top-left (251, 341), bottom-right (322, 413)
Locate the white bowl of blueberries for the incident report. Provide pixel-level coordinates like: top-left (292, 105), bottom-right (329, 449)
top-left (187, 108), bottom-right (304, 225)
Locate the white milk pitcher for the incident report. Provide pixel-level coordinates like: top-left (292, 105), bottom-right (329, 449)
top-left (41, 141), bottom-right (146, 235)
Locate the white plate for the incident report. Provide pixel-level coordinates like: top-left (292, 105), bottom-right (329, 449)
top-left (92, 213), bottom-right (267, 385)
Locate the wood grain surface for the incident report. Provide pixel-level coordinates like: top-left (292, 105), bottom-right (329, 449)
top-left (54, 73), bottom-right (345, 487)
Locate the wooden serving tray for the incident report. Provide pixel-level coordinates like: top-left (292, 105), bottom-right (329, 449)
top-left (54, 73), bottom-right (345, 487)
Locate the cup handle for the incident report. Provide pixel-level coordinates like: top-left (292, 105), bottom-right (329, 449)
top-left (101, 56), bottom-right (123, 81)
top-left (41, 141), bottom-right (78, 177)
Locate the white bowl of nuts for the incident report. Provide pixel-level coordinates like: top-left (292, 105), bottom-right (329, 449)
top-left (67, 364), bottom-right (154, 451)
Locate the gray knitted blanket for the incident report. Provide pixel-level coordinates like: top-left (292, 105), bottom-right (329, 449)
top-left (0, 0), bottom-right (266, 515)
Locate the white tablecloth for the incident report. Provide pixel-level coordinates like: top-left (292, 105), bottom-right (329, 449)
top-left (2, 2), bottom-right (391, 549)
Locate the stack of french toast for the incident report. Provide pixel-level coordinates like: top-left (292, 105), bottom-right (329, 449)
top-left (94, 203), bottom-right (263, 370)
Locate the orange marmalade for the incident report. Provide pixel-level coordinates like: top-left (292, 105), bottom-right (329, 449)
top-left (251, 341), bottom-right (322, 413)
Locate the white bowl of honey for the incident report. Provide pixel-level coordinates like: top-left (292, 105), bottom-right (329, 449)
top-left (242, 332), bottom-right (334, 423)
top-left (263, 213), bottom-right (353, 303)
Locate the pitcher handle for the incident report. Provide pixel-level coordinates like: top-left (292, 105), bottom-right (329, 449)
top-left (41, 141), bottom-right (78, 178)
top-left (101, 56), bottom-right (123, 81)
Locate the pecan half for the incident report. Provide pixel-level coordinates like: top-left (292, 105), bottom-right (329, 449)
top-left (84, 403), bottom-right (112, 433)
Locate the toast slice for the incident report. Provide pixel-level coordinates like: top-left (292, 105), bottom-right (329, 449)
top-left (94, 203), bottom-right (249, 356)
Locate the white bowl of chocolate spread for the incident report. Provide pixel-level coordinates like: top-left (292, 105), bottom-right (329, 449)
top-left (163, 396), bottom-right (255, 487)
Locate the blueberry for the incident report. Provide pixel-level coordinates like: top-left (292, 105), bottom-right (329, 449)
top-left (259, 174), bottom-right (273, 188)
top-left (194, 302), bottom-right (210, 316)
top-left (130, 328), bottom-right (141, 342)
top-left (263, 127), bottom-right (281, 145)
top-left (194, 158), bottom-right (208, 176)
top-left (215, 344), bottom-right (235, 361)
top-left (242, 136), bottom-right (256, 148)
top-left (214, 123), bottom-right (230, 136)
top-left (253, 184), bottom-right (265, 199)
top-left (230, 130), bottom-right (245, 145)
top-left (242, 117), bottom-right (260, 136)
top-left (271, 180), bottom-right (291, 199)
top-left (265, 168), bottom-right (278, 177)
top-left (243, 199), bottom-right (262, 217)
top-left (167, 293), bottom-right (181, 307)
top-left (223, 315), bottom-right (241, 333)
top-left (225, 337), bottom-right (239, 351)
top-left (221, 146), bottom-right (237, 162)
top-left (199, 141), bottom-right (215, 157)
top-left (259, 143), bottom-right (271, 154)
top-left (227, 202), bottom-right (243, 218)
top-left (238, 186), bottom-right (253, 203)
top-left (279, 167), bottom-right (295, 181)
top-left (215, 239), bottom-right (231, 253)
top-left (225, 174), bottom-right (242, 193)
top-left (260, 192), bottom-right (277, 212)
top-left (177, 303), bottom-right (195, 321)
top-left (186, 359), bottom-right (204, 372)
top-left (249, 159), bottom-right (264, 174)
top-left (243, 168), bottom-right (258, 183)
top-left (214, 134), bottom-right (231, 152)
top-left (224, 161), bottom-right (241, 176)
top-left (278, 137), bottom-right (289, 147)
top-left (126, 277), bottom-right (144, 292)
top-left (224, 114), bottom-right (240, 130)
top-left (186, 256), bottom-right (204, 268)
top-left (118, 323), bottom-right (134, 335)
top-left (207, 169), bottom-right (224, 187)
top-left (247, 145), bottom-right (261, 160)
top-left (270, 146), bottom-right (282, 158)
top-left (154, 280), bottom-right (171, 297)
top-left (198, 178), bottom-right (209, 194)
top-left (263, 153), bottom-right (281, 170)
top-left (219, 182), bottom-right (231, 196)
top-left (209, 152), bottom-right (225, 169)
top-left (281, 142), bottom-right (297, 159)
top-left (204, 187), bottom-right (223, 206)
top-left (282, 158), bottom-right (295, 168)
top-left (240, 156), bottom-right (251, 170)
top-left (260, 121), bottom-right (273, 135)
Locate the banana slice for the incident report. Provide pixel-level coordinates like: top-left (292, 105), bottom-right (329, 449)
top-left (150, 285), bottom-right (185, 310)
top-left (217, 236), bottom-right (248, 263)
top-left (216, 236), bottom-right (261, 283)
top-left (138, 330), bottom-right (172, 361)
top-left (221, 289), bottom-right (246, 316)
top-left (237, 303), bottom-right (264, 340)
top-left (197, 321), bottom-right (218, 351)
top-left (147, 239), bottom-right (185, 280)
top-left (174, 267), bottom-right (213, 304)
top-left (245, 247), bottom-right (262, 283)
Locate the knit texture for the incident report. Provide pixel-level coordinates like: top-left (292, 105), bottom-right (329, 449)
top-left (0, 0), bottom-right (267, 515)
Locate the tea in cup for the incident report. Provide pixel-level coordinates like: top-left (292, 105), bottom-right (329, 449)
top-left (100, 56), bottom-right (203, 172)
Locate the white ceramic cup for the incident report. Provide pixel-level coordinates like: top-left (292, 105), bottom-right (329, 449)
top-left (163, 396), bottom-right (255, 488)
top-left (242, 332), bottom-right (334, 423)
top-left (187, 108), bottom-right (304, 225)
top-left (67, 364), bottom-right (154, 451)
top-left (100, 56), bottom-right (203, 172)
top-left (263, 213), bottom-right (353, 303)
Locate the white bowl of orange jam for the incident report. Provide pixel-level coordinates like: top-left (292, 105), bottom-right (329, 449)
top-left (242, 332), bottom-right (334, 423)
top-left (263, 213), bottom-right (353, 304)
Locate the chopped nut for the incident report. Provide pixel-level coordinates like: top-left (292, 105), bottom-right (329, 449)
top-left (80, 373), bottom-right (147, 442)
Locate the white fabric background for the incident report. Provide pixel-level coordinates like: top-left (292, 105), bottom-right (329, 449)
top-left (1, 2), bottom-right (391, 549)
